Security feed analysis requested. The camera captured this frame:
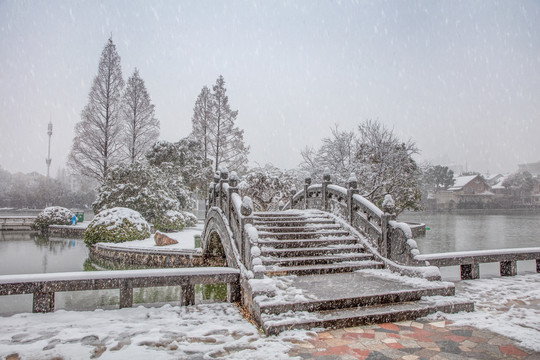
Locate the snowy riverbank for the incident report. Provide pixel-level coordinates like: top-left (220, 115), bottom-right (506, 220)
top-left (1, 272), bottom-right (539, 359)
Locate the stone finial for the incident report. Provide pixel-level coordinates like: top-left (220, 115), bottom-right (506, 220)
top-left (241, 196), bottom-right (253, 216)
top-left (304, 176), bottom-right (312, 186)
top-left (290, 184), bottom-right (297, 196)
top-left (348, 173), bottom-right (358, 189)
top-left (220, 168), bottom-right (229, 180)
top-left (229, 171), bottom-right (239, 187)
top-left (382, 194), bottom-right (395, 213)
top-left (323, 167), bottom-right (331, 182)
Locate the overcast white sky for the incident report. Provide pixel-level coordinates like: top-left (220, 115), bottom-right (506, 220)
top-left (1, 0), bottom-right (539, 177)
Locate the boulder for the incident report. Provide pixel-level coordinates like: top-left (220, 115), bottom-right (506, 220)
top-left (154, 231), bottom-right (178, 246)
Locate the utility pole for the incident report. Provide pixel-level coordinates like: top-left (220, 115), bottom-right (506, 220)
top-left (46, 121), bottom-right (52, 178)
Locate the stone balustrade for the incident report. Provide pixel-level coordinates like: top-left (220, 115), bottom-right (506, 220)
top-left (0, 267), bottom-right (240, 313)
top-left (0, 216), bottom-right (36, 231)
top-left (416, 248), bottom-right (540, 280)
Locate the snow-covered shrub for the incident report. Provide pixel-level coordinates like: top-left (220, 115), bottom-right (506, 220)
top-left (153, 210), bottom-right (186, 232)
top-left (33, 206), bottom-right (74, 230)
top-left (153, 210), bottom-right (198, 232)
top-left (239, 164), bottom-right (298, 211)
top-left (181, 211), bottom-right (198, 227)
top-left (93, 162), bottom-right (184, 223)
top-left (84, 207), bottom-right (151, 246)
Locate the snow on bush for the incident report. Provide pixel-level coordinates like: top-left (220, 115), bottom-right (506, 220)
top-left (181, 211), bottom-right (198, 227)
top-left (84, 207), bottom-right (151, 246)
top-left (33, 206), bottom-right (74, 230)
top-left (153, 210), bottom-right (186, 232)
top-left (153, 210), bottom-right (197, 232)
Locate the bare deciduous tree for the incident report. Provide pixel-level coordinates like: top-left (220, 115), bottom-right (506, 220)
top-left (191, 76), bottom-right (249, 174)
top-left (191, 86), bottom-right (212, 164)
top-left (122, 68), bottom-right (159, 163)
top-left (300, 120), bottom-right (422, 213)
top-left (68, 38), bottom-right (124, 182)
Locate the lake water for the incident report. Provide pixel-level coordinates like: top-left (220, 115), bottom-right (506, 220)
top-left (401, 210), bottom-right (540, 280)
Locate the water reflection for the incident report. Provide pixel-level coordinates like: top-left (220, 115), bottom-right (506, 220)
top-left (0, 231), bottom-right (89, 275)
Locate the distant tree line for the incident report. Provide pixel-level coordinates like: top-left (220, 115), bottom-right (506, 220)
top-left (0, 166), bottom-right (95, 209)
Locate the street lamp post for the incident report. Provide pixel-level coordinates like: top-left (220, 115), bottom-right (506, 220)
top-left (46, 122), bottom-right (52, 178)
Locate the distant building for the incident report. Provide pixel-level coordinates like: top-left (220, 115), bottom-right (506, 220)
top-left (447, 175), bottom-right (492, 195)
top-left (432, 175), bottom-right (494, 210)
top-left (518, 161), bottom-right (540, 176)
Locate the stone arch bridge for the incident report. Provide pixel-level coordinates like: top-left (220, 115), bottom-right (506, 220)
top-left (201, 169), bottom-right (474, 334)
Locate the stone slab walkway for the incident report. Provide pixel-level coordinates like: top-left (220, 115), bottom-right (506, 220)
top-left (288, 319), bottom-right (539, 359)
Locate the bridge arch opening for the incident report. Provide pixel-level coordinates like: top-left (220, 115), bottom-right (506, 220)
top-left (205, 230), bottom-right (227, 266)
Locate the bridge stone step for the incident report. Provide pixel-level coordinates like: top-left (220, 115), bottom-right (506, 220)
top-left (255, 224), bottom-right (343, 233)
top-left (257, 230), bottom-right (350, 240)
top-left (261, 253), bottom-right (374, 267)
top-left (259, 286), bottom-right (455, 315)
top-left (253, 219), bottom-right (336, 227)
top-left (264, 261), bottom-right (383, 276)
top-left (260, 244), bottom-right (366, 258)
top-left (257, 237), bottom-right (359, 249)
top-left (261, 297), bottom-right (474, 335)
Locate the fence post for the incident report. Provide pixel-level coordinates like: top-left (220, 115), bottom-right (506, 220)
top-left (33, 286), bottom-right (54, 313)
top-left (304, 177), bottom-right (311, 209)
top-left (347, 173), bottom-right (359, 225)
top-left (119, 279), bottom-right (133, 308)
top-left (322, 168), bottom-right (331, 212)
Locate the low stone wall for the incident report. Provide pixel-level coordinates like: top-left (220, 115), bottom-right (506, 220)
top-left (48, 225), bottom-right (86, 238)
top-left (90, 244), bottom-right (225, 269)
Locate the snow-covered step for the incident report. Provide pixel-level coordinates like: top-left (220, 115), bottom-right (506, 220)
top-left (253, 219), bottom-right (336, 227)
top-left (264, 261), bottom-right (383, 276)
top-left (257, 237), bottom-right (359, 249)
top-left (259, 285), bottom-right (456, 315)
top-left (260, 244), bottom-right (366, 258)
top-left (261, 297), bottom-right (475, 335)
top-left (257, 230), bottom-right (350, 240)
top-left (254, 224), bottom-right (343, 233)
top-left (261, 253), bottom-right (374, 267)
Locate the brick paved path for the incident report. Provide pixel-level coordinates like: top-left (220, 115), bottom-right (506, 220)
top-left (289, 319), bottom-right (538, 359)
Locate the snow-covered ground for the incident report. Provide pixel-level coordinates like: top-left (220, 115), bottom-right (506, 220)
top-left (1, 272), bottom-right (539, 359)
top-left (99, 222), bottom-right (204, 251)
top-left (433, 272), bottom-right (540, 352)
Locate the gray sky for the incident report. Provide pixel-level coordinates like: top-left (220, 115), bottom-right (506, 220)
top-left (1, 0), bottom-right (539, 177)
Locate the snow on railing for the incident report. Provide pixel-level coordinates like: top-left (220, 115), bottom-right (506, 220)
top-left (281, 172), bottom-right (426, 273)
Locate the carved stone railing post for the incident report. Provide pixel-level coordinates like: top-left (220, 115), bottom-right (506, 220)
top-left (240, 196), bottom-right (253, 263)
top-left (347, 173), bottom-right (359, 225)
top-left (228, 171), bottom-right (239, 224)
top-left (212, 171), bottom-right (220, 207)
top-left (322, 168), bottom-right (331, 211)
top-left (289, 185), bottom-right (297, 210)
top-left (219, 168), bottom-right (229, 210)
top-left (304, 176), bottom-right (311, 209)
top-left (381, 194), bottom-right (396, 258)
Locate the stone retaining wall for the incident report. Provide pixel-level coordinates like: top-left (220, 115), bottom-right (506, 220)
top-left (90, 244), bottom-right (224, 268)
top-left (48, 225), bottom-right (86, 237)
